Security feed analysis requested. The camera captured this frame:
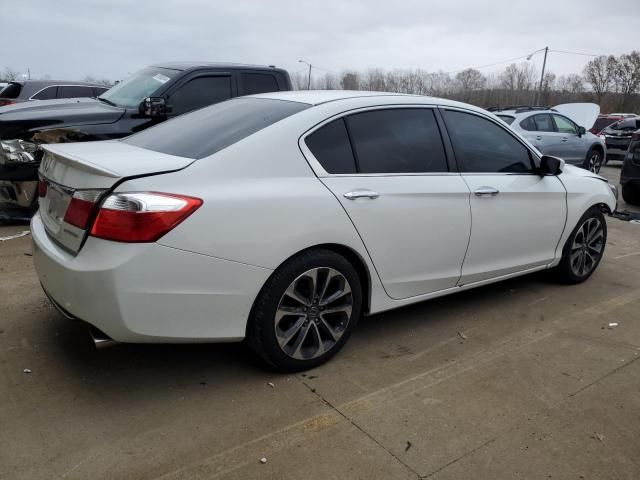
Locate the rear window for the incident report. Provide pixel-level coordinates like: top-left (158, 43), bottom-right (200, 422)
top-left (0, 83), bottom-right (21, 99)
top-left (593, 117), bottom-right (619, 133)
top-left (123, 97), bottom-right (309, 159)
top-left (497, 115), bottom-right (515, 125)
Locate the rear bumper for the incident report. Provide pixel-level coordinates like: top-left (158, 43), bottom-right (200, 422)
top-left (31, 212), bottom-right (272, 343)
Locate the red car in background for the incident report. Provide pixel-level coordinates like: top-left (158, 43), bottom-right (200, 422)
top-left (590, 113), bottom-right (637, 134)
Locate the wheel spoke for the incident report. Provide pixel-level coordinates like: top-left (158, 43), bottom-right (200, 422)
top-left (321, 283), bottom-right (352, 306)
top-left (290, 322), bottom-right (312, 358)
top-left (284, 282), bottom-right (311, 307)
top-left (319, 317), bottom-right (340, 342)
top-left (276, 316), bottom-right (306, 348)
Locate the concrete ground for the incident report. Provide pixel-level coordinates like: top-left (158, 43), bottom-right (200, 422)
top-left (1, 163), bottom-right (639, 479)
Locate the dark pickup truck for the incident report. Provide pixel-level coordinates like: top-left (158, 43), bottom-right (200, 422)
top-left (0, 62), bottom-right (292, 220)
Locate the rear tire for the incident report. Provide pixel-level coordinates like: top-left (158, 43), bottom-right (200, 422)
top-left (246, 249), bottom-right (362, 372)
top-left (552, 207), bottom-right (607, 284)
top-left (584, 148), bottom-right (603, 174)
top-left (622, 184), bottom-right (640, 206)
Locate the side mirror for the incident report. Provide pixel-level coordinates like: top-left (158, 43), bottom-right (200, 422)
top-left (577, 126), bottom-right (586, 137)
top-left (139, 97), bottom-right (166, 118)
top-left (539, 155), bottom-right (564, 176)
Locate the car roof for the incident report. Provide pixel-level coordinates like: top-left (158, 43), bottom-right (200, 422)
top-left (152, 61), bottom-right (288, 74)
top-left (249, 90), bottom-right (490, 112)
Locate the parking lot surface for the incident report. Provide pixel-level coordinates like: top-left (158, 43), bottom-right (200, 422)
top-left (1, 164), bottom-right (639, 479)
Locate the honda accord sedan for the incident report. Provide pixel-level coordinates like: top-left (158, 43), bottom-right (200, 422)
top-left (32, 91), bottom-right (617, 371)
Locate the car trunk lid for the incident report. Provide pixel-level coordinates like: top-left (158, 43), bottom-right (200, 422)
top-left (553, 103), bottom-right (600, 130)
top-left (38, 140), bottom-right (195, 253)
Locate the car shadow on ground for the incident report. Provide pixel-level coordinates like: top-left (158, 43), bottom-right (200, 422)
top-left (44, 270), bottom-right (558, 394)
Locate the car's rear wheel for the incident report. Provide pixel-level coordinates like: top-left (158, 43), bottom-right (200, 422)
top-left (622, 183), bottom-right (640, 206)
top-left (552, 207), bottom-right (607, 284)
top-left (247, 249), bottom-right (362, 372)
top-left (584, 148), bottom-right (603, 174)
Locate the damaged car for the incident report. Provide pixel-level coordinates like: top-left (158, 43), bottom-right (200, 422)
top-left (0, 62), bottom-right (292, 221)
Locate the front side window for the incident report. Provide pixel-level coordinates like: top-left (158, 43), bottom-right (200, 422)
top-left (58, 86), bottom-right (93, 99)
top-left (444, 110), bottom-right (533, 173)
top-left (98, 67), bottom-right (179, 108)
top-left (346, 109), bottom-right (448, 173)
top-left (553, 115), bottom-right (577, 134)
top-left (533, 114), bottom-right (555, 132)
top-left (32, 86), bottom-right (57, 100)
top-left (305, 119), bottom-right (356, 174)
top-left (168, 76), bottom-right (232, 115)
top-left (242, 73), bottom-right (279, 95)
top-left (123, 97), bottom-right (309, 159)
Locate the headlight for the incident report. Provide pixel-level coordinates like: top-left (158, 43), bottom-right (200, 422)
top-left (608, 183), bottom-right (619, 202)
top-left (0, 139), bottom-right (39, 165)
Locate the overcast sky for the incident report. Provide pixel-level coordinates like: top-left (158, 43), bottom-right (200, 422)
top-left (4, 0), bottom-right (639, 82)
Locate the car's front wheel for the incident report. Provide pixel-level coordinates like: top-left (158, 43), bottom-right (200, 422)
top-left (247, 249), bottom-right (362, 372)
top-left (584, 148), bottom-right (603, 174)
top-left (552, 207), bottom-right (607, 284)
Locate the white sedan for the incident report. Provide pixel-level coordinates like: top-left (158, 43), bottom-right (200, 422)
top-left (32, 91), bottom-right (617, 371)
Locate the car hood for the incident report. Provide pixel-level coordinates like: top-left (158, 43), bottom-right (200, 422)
top-left (0, 98), bottom-right (126, 138)
top-left (553, 103), bottom-right (600, 130)
top-left (563, 164), bottom-right (606, 182)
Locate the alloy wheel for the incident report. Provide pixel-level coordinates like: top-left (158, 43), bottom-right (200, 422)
top-left (274, 267), bottom-right (353, 360)
top-left (569, 217), bottom-right (604, 277)
top-left (588, 151), bottom-right (602, 173)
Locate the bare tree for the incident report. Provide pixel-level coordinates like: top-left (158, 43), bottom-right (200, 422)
top-left (613, 51), bottom-right (640, 109)
top-left (455, 68), bottom-right (486, 92)
top-left (583, 55), bottom-right (617, 103)
top-left (340, 71), bottom-right (361, 90)
top-left (2, 67), bottom-right (19, 81)
top-left (557, 74), bottom-right (585, 94)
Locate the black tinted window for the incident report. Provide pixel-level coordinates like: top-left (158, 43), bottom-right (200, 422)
top-left (169, 76), bottom-right (232, 115)
top-left (305, 119), bottom-right (356, 174)
top-left (444, 110), bottom-right (533, 173)
top-left (32, 86), bottom-right (57, 100)
top-left (124, 97), bottom-right (309, 159)
top-left (520, 116), bottom-right (535, 131)
top-left (346, 109), bottom-right (448, 173)
top-left (0, 83), bottom-right (22, 99)
top-left (497, 115), bottom-right (515, 125)
top-left (242, 73), bottom-right (279, 95)
top-left (533, 114), bottom-right (555, 132)
top-left (94, 87), bottom-right (109, 97)
top-left (58, 86), bottom-right (93, 98)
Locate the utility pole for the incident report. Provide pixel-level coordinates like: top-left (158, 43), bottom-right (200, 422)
top-left (534, 46), bottom-right (548, 106)
top-left (298, 59), bottom-right (312, 90)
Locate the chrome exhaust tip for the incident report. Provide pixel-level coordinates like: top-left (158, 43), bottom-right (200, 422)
top-left (88, 326), bottom-right (117, 349)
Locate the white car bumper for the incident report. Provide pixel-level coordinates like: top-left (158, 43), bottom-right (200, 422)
top-left (31, 212), bottom-right (272, 343)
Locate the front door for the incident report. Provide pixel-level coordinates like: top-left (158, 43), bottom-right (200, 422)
top-left (442, 108), bottom-right (567, 284)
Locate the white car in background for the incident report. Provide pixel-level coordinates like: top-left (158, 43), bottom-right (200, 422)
top-left (32, 91), bottom-right (617, 371)
top-left (493, 104), bottom-right (607, 173)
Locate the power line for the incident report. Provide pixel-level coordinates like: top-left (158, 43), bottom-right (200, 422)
top-left (443, 49), bottom-right (546, 75)
top-left (550, 49), bottom-right (601, 57)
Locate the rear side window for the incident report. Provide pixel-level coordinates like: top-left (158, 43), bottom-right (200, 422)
top-left (519, 116), bottom-right (535, 131)
top-left (169, 76), bottom-right (232, 115)
top-left (533, 114), bottom-right (555, 132)
top-left (0, 83), bottom-right (21, 99)
top-left (94, 87), bottom-right (109, 96)
top-left (124, 97), bottom-right (309, 159)
top-left (58, 86), bottom-right (93, 98)
top-left (242, 73), bottom-right (279, 95)
top-left (346, 109), bottom-right (448, 173)
top-left (305, 119), bottom-right (356, 174)
top-left (32, 86), bottom-right (57, 100)
top-left (497, 115), bottom-right (515, 125)
top-left (444, 110), bottom-right (533, 173)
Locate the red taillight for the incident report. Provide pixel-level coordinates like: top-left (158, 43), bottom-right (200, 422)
top-left (38, 179), bottom-right (48, 197)
top-left (90, 192), bottom-right (202, 243)
top-left (63, 190), bottom-right (103, 229)
top-left (0, 99), bottom-right (16, 106)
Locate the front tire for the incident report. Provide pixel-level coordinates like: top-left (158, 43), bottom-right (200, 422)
top-left (246, 249), bottom-right (362, 372)
top-left (552, 207), bottom-right (607, 284)
top-left (584, 148), bottom-right (603, 174)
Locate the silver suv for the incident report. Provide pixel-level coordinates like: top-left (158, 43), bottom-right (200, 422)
top-left (492, 104), bottom-right (606, 173)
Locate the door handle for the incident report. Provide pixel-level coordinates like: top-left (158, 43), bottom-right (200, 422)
top-left (535, 135), bottom-right (542, 141)
top-left (474, 186), bottom-right (500, 197)
top-left (343, 190), bottom-right (379, 200)
top-left (561, 137), bottom-right (568, 142)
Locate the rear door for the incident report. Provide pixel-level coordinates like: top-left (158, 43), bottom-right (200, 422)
top-left (442, 108), bottom-right (566, 284)
top-left (303, 107), bottom-right (472, 299)
top-left (519, 113), bottom-right (565, 157)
